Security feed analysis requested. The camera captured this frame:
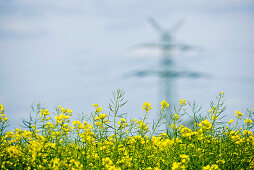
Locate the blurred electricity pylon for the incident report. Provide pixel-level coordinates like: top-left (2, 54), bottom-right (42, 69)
top-left (128, 17), bottom-right (204, 114)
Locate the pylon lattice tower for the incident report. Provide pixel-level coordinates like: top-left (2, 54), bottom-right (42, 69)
top-left (131, 17), bottom-right (202, 119)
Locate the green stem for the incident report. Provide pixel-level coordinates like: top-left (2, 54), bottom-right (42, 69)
top-left (150, 110), bottom-right (164, 137)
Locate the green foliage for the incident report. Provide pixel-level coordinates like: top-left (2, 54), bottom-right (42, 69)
top-left (0, 90), bottom-right (253, 169)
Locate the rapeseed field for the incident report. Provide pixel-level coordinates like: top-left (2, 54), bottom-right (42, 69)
top-left (0, 90), bottom-right (253, 169)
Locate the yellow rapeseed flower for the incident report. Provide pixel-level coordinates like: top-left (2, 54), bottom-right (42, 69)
top-left (0, 104), bottom-right (4, 110)
top-left (228, 119), bottom-right (234, 125)
top-left (142, 102), bottom-right (152, 112)
top-left (179, 99), bottom-right (186, 105)
top-left (131, 118), bottom-right (137, 122)
top-left (199, 119), bottom-right (212, 132)
top-left (203, 164), bottom-right (220, 170)
top-left (212, 115), bottom-right (218, 120)
top-left (4, 117), bottom-right (8, 123)
top-left (244, 118), bottom-right (253, 125)
top-left (40, 109), bottom-right (50, 117)
top-left (174, 114), bottom-right (180, 120)
top-left (73, 120), bottom-right (81, 126)
top-left (235, 111), bottom-right (243, 119)
top-left (160, 100), bottom-right (169, 110)
top-left (172, 162), bottom-right (185, 170)
top-left (95, 107), bottom-right (102, 113)
top-left (99, 113), bottom-right (107, 120)
top-left (94, 117), bottom-right (100, 121)
top-left (180, 154), bottom-right (190, 164)
top-left (92, 104), bottom-right (99, 107)
top-left (243, 130), bottom-right (252, 136)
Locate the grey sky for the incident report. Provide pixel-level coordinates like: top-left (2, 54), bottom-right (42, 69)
top-left (0, 0), bottom-right (254, 129)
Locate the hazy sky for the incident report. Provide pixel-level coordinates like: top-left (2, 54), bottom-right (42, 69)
top-left (1, 0), bottom-right (254, 129)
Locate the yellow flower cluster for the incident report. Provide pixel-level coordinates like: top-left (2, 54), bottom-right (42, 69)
top-left (172, 162), bottom-right (186, 170)
top-left (0, 96), bottom-right (253, 170)
top-left (212, 115), bottom-right (218, 120)
top-left (45, 121), bottom-right (54, 129)
top-left (40, 109), bottom-right (49, 118)
top-left (174, 114), bottom-right (180, 120)
top-left (0, 104), bottom-right (5, 114)
top-left (160, 100), bottom-right (169, 110)
top-left (244, 118), bottom-right (253, 126)
top-left (142, 102), bottom-right (152, 112)
top-left (179, 99), bottom-right (186, 105)
top-left (54, 106), bottom-right (72, 124)
top-left (55, 114), bottom-right (70, 125)
top-left (202, 164), bottom-right (220, 170)
top-left (93, 104), bottom-right (109, 130)
top-left (58, 105), bottom-right (73, 115)
top-left (118, 118), bottom-right (128, 129)
top-left (181, 127), bottom-right (193, 139)
top-left (228, 119), bottom-right (234, 125)
top-left (0, 104), bottom-right (8, 124)
top-left (235, 111), bottom-right (243, 119)
top-left (73, 120), bottom-right (84, 130)
top-left (102, 157), bottom-right (121, 170)
top-left (243, 130), bottom-right (252, 136)
top-left (79, 122), bottom-right (95, 143)
top-left (135, 120), bottom-right (149, 132)
top-left (93, 103), bottom-right (103, 113)
top-left (180, 154), bottom-right (190, 164)
top-left (198, 119), bottom-right (212, 132)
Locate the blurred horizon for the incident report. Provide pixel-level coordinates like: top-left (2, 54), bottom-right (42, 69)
top-left (0, 0), bottom-right (254, 129)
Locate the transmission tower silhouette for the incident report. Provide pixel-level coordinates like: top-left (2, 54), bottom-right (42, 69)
top-left (130, 17), bottom-right (203, 113)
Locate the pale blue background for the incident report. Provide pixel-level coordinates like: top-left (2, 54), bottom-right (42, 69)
top-left (0, 0), bottom-right (254, 129)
